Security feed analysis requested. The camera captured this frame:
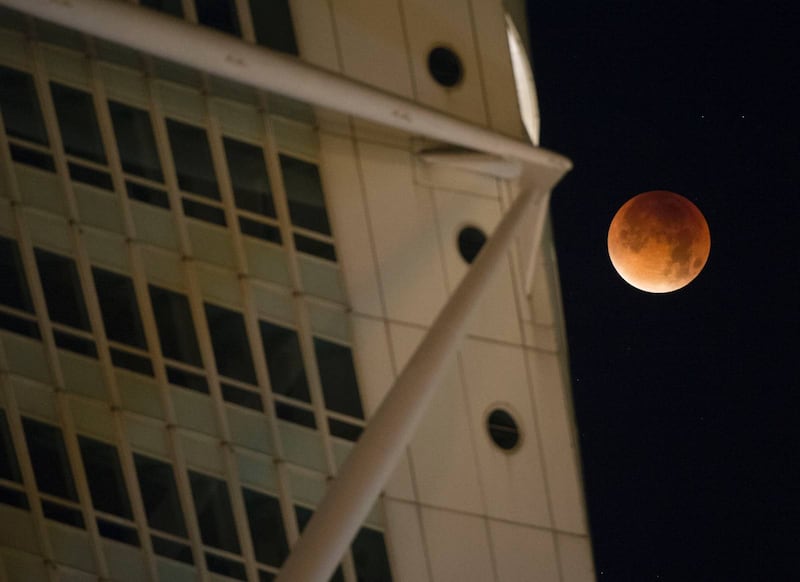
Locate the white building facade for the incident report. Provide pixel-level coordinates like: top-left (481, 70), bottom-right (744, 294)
top-left (0, 1), bottom-right (593, 580)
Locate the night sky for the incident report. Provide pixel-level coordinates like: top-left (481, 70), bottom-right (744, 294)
top-left (528, 2), bottom-right (798, 579)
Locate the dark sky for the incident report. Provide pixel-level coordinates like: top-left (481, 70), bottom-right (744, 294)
top-left (528, 1), bottom-right (798, 579)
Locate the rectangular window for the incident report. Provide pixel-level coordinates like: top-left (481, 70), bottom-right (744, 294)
top-left (9, 144), bottom-right (55, 171)
top-left (109, 101), bottom-right (163, 182)
top-left (279, 154), bottom-right (331, 235)
top-left (134, 453), bottom-right (188, 537)
top-left (152, 535), bottom-right (193, 564)
top-left (68, 162), bottom-right (114, 190)
top-left (260, 321), bottom-right (309, 403)
top-left (314, 338), bottom-right (364, 419)
top-left (0, 410), bottom-right (22, 483)
top-left (293, 234), bottom-right (337, 262)
top-left (205, 304), bottom-right (256, 384)
top-left (352, 527), bottom-right (393, 582)
top-left (243, 488), bottom-right (288, 567)
top-left (274, 403), bottom-right (316, 430)
top-left (22, 417), bottom-right (78, 501)
top-left (182, 198), bottom-right (227, 226)
top-left (0, 66), bottom-right (48, 145)
top-left (149, 285), bottom-right (203, 367)
top-left (239, 217), bottom-right (281, 244)
top-left (223, 137), bottom-right (275, 218)
top-left (189, 471), bottom-right (241, 554)
top-left (0, 236), bottom-right (34, 312)
top-left (249, 0), bottom-right (298, 55)
top-left (50, 82), bottom-right (106, 164)
top-left (166, 119), bottom-right (220, 199)
top-left (0, 311), bottom-right (40, 339)
top-left (93, 267), bottom-right (147, 348)
top-left (195, 0), bottom-right (240, 36)
top-left (78, 435), bottom-right (133, 518)
top-left (34, 248), bottom-right (91, 330)
top-left (140, 0), bottom-right (184, 17)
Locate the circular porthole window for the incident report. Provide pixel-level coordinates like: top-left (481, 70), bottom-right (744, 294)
top-left (486, 408), bottom-right (520, 451)
top-left (427, 46), bottom-right (463, 87)
top-left (457, 226), bottom-right (486, 264)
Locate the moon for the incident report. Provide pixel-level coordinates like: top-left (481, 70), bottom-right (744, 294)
top-left (607, 191), bottom-right (710, 293)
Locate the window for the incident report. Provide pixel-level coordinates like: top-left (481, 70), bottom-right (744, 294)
top-left (166, 119), bottom-right (220, 200)
top-left (34, 249), bottom-right (91, 331)
top-left (457, 226), bottom-right (486, 264)
top-left (486, 408), bottom-right (520, 451)
top-left (205, 304), bottom-right (256, 385)
top-left (353, 527), bottom-right (393, 582)
top-left (314, 338), bottom-right (364, 419)
top-left (243, 488), bottom-right (289, 567)
top-left (93, 267), bottom-right (146, 348)
top-left (149, 285), bottom-right (203, 367)
top-left (195, 0), bottom-right (240, 36)
top-left (249, 0), bottom-right (298, 56)
top-left (109, 100), bottom-right (163, 182)
top-left (0, 412), bottom-right (27, 509)
top-left (224, 137), bottom-right (275, 218)
top-left (260, 321), bottom-right (310, 403)
top-left (0, 236), bottom-right (34, 313)
top-left (134, 454), bottom-right (187, 537)
top-left (0, 66), bottom-right (48, 145)
top-left (140, 0), bottom-right (183, 17)
top-left (279, 154), bottom-right (331, 235)
top-left (50, 82), bottom-right (106, 164)
top-left (22, 418), bottom-right (78, 501)
top-left (189, 471), bottom-right (241, 553)
top-left (78, 436), bottom-right (132, 518)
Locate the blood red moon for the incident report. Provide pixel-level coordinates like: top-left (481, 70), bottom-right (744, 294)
top-left (607, 191), bottom-right (711, 293)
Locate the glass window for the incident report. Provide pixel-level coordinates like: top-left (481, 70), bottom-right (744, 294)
top-left (260, 321), bottom-right (309, 403)
top-left (182, 198), bottom-right (227, 226)
top-left (50, 82), bottom-right (106, 164)
top-left (22, 417), bottom-right (78, 501)
top-left (0, 236), bottom-right (34, 312)
top-left (223, 137), bottom-right (275, 217)
top-left (78, 436), bottom-right (132, 518)
top-left (140, 0), bottom-right (183, 17)
top-left (274, 403), bottom-right (316, 429)
top-left (0, 311), bottom-right (40, 339)
top-left (149, 285), bottom-right (203, 367)
top-left (195, 0), bottom-right (240, 36)
top-left (280, 154), bottom-right (331, 235)
top-left (293, 234), bottom-right (336, 262)
top-left (109, 100), bottom-right (163, 182)
top-left (97, 519), bottom-right (140, 546)
top-left (313, 338), bottom-right (364, 419)
top-left (34, 249), bottom-right (91, 331)
top-left (9, 144), bottom-right (54, 171)
top-left (0, 410), bottom-right (22, 482)
top-left (42, 500), bottom-right (84, 528)
top-left (93, 267), bottom-right (146, 348)
top-left (239, 217), bottom-right (281, 244)
top-left (0, 66), bottom-right (48, 145)
top-left (189, 471), bottom-right (241, 553)
top-left (205, 304), bottom-right (256, 384)
top-left (249, 0), bottom-right (298, 55)
top-left (134, 453), bottom-right (187, 537)
top-left (243, 488), bottom-right (289, 567)
top-left (352, 527), bottom-right (393, 582)
top-left (166, 119), bottom-right (220, 199)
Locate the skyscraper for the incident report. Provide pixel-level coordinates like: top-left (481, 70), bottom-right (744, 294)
top-left (0, 1), bottom-right (593, 580)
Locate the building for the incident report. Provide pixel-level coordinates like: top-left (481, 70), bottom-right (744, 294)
top-left (0, 0), bottom-right (594, 580)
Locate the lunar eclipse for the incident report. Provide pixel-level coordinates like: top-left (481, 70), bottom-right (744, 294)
top-left (607, 191), bottom-right (710, 293)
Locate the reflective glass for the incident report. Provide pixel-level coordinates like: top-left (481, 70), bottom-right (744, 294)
top-left (189, 471), bottom-right (241, 553)
top-left (79, 436), bottom-right (132, 518)
top-left (140, 0), bottom-right (183, 17)
top-left (35, 248), bottom-right (91, 330)
top-left (353, 527), bottom-right (393, 582)
top-left (50, 82), bottom-right (106, 163)
top-left (134, 453), bottom-right (188, 537)
top-left (0, 410), bottom-right (22, 482)
top-left (205, 303), bottom-right (256, 384)
top-left (195, 0), bottom-right (240, 36)
top-left (0, 66), bottom-right (48, 145)
top-left (243, 488), bottom-right (288, 567)
top-left (223, 137), bottom-right (275, 217)
top-left (0, 236), bottom-right (34, 312)
top-left (93, 267), bottom-right (147, 348)
top-left (260, 321), bottom-right (309, 402)
top-left (166, 119), bottom-right (220, 199)
top-left (249, 0), bottom-right (298, 55)
top-left (109, 101), bottom-right (163, 181)
top-left (314, 338), bottom-right (364, 419)
top-left (22, 418), bottom-right (78, 501)
top-left (280, 154), bottom-right (331, 234)
top-left (149, 285), bottom-right (203, 367)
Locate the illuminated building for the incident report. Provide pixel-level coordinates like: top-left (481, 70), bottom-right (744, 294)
top-left (0, 1), bottom-right (593, 580)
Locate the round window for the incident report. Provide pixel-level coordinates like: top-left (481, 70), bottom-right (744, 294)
top-left (486, 409), bottom-right (520, 451)
top-left (427, 46), bottom-right (463, 87)
top-left (457, 226), bottom-right (486, 264)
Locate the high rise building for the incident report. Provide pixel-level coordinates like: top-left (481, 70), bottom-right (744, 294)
top-left (0, 1), bottom-right (593, 580)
